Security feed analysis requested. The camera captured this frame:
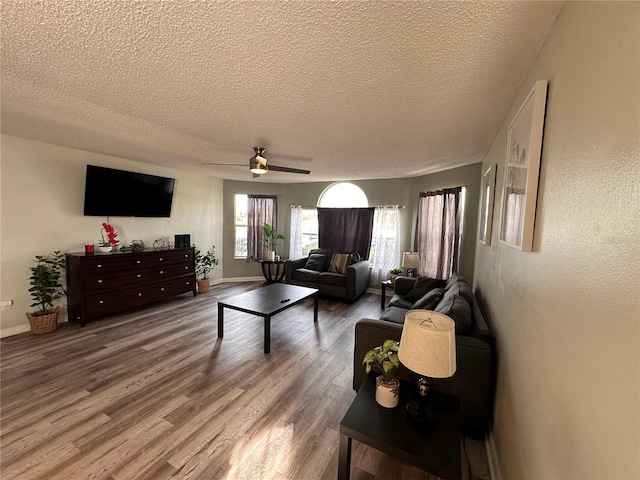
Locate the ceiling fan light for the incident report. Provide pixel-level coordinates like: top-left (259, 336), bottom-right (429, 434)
top-left (250, 157), bottom-right (267, 174)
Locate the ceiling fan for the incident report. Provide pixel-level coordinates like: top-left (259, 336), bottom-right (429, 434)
top-left (202, 147), bottom-right (311, 177)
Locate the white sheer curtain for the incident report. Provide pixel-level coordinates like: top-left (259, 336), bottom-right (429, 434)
top-left (289, 205), bottom-right (303, 260)
top-left (369, 206), bottom-right (400, 285)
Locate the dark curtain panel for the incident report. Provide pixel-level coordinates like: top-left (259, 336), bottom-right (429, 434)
top-left (414, 187), bottom-right (462, 279)
top-left (247, 195), bottom-right (277, 262)
top-left (317, 208), bottom-right (375, 259)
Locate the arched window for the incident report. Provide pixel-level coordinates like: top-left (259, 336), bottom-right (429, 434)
top-left (318, 183), bottom-right (368, 207)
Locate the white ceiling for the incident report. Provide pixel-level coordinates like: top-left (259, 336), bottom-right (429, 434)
top-left (1, 1), bottom-right (564, 183)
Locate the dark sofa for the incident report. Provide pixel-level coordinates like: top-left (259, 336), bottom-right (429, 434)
top-left (353, 274), bottom-right (493, 437)
top-left (284, 248), bottom-right (370, 301)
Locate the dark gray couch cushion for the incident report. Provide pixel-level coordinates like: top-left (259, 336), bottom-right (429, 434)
top-left (379, 306), bottom-right (408, 324)
top-left (293, 268), bottom-right (321, 282)
top-left (389, 295), bottom-right (414, 309)
top-left (435, 292), bottom-right (472, 335)
top-left (318, 272), bottom-right (347, 287)
top-left (304, 254), bottom-right (329, 272)
top-left (405, 277), bottom-right (446, 302)
top-left (445, 274), bottom-right (474, 304)
top-left (412, 287), bottom-right (444, 309)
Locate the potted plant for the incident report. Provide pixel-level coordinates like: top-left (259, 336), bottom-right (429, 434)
top-left (389, 267), bottom-right (403, 284)
top-left (262, 223), bottom-right (284, 261)
top-left (363, 339), bottom-right (401, 408)
top-left (98, 222), bottom-right (120, 252)
top-left (194, 244), bottom-right (219, 293)
top-left (26, 251), bottom-right (66, 334)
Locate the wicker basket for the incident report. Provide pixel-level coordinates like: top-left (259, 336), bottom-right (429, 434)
top-left (26, 307), bottom-right (59, 335)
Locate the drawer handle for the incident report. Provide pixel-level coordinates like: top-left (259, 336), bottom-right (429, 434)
top-left (184, 254), bottom-right (188, 258)
top-left (137, 260), bottom-right (141, 264)
top-left (186, 282), bottom-right (190, 285)
top-left (99, 300), bottom-right (104, 304)
top-left (98, 279), bottom-right (103, 283)
top-left (159, 257), bottom-right (163, 262)
top-left (185, 266), bottom-right (189, 270)
top-left (137, 274), bottom-right (142, 278)
top-left (97, 264), bottom-right (102, 268)
top-left (160, 270), bottom-right (164, 274)
top-left (138, 293), bottom-right (143, 297)
top-left (160, 287), bottom-right (165, 292)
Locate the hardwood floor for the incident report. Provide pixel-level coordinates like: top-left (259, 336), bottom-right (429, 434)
top-left (1, 282), bottom-right (490, 480)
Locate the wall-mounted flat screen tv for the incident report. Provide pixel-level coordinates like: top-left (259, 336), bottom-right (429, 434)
top-left (83, 165), bottom-right (175, 217)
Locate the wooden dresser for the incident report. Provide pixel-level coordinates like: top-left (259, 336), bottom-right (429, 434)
top-left (66, 247), bottom-right (197, 327)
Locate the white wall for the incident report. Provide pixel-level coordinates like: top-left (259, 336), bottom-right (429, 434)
top-left (0, 135), bottom-right (224, 336)
top-left (474, 2), bottom-right (639, 479)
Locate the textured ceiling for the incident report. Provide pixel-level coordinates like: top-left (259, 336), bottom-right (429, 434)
top-left (1, 1), bottom-right (564, 183)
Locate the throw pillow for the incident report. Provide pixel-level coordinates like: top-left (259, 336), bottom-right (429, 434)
top-left (304, 254), bottom-right (328, 272)
top-left (404, 277), bottom-right (446, 303)
top-left (329, 253), bottom-right (350, 274)
top-left (348, 252), bottom-right (362, 265)
top-left (411, 287), bottom-right (444, 310)
top-left (435, 292), bottom-right (472, 335)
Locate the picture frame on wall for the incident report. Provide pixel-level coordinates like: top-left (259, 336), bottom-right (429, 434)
top-left (499, 80), bottom-right (548, 252)
top-left (479, 164), bottom-right (496, 245)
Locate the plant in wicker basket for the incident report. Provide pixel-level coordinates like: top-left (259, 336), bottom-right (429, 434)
top-left (26, 251), bottom-right (66, 334)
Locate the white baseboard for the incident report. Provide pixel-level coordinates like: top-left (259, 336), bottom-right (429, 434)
top-left (1, 317), bottom-right (69, 338)
top-left (485, 427), bottom-right (502, 480)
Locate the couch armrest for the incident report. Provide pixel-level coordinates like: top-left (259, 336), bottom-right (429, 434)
top-left (346, 260), bottom-right (370, 300)
top-left (285, 258), bottom-right (307, 282)
top-left (353, 318), bottom-right (404, 391)
top-left (393, 276), bottom-right (417, 296)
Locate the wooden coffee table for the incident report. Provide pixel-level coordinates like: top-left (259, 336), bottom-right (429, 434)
top-left (339, 374), bottom-right (461, 480)
top-left (217, 283), bottom-right (319, 353)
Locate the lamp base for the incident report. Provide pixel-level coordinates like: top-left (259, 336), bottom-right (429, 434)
top-left (406, 402), bottom-right (436, 428)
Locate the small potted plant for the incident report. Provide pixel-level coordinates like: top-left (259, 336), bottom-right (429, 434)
top-left (262, 223), bottom-right (284, 261)
top-left (194, 244), bottom-right (219, 293)
top-left (363, 339), bottom-right (401, 408)
top-left (26, 251), bottom-right (66, 334)
top-left (389, 267), bottom-right (403, 284)
top-left (99, 222), bottom-right (120, 252)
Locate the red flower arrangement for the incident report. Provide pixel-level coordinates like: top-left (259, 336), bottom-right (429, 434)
top-left (100, 222), bottom-right (119, 248)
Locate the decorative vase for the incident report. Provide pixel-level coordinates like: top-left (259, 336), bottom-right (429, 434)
top-left (197, 278), bottom-right (211, 293)
top-left (375, 375), bottom-right (400, 408)
top-left (98, 246), bottom-right (113, 253)
top-left (131, 240), bottom-right (145, 251)
top-left (267, 251), bottom-right (276, 261)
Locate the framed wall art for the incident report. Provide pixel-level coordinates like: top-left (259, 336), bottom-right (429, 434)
top-left (479, 164), bottom-right (496, 245)
top-left (499, 80), bottom-right (548, 252)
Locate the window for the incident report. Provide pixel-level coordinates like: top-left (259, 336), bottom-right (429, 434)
top-left (301, 208), bottom-right (318, 255)
top-left (234, 194), bottom-right (248, 257)
top-left (318, 182), bottom-right (368, 207)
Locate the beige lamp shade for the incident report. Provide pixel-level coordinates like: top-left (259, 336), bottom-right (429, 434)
top-left (398, 310), bottom-right (457, 378)
top-left (402, 252), bottom-right (420, 269)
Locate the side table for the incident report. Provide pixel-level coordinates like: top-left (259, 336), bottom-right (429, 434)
top-left (339, 374), bottom-right (461, 480)
top-left (381, 280), bottom-right (394, 309)
top-left (259, 260), bottom-right (286, 285)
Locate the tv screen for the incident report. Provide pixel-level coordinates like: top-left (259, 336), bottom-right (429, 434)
top-left (83, 165), bottom-right (175, 217)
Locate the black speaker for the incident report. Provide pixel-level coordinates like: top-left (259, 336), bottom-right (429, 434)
top-left (174, 234), bottom-right (190, 248)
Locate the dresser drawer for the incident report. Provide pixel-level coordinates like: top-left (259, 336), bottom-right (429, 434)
top-left (148, 249), bottom-right (193, 266)
top-left (82, 255), bottom-right (148, 275)
top-left (151, 263), bottom-right (193, 278)
top-left (84, 271), bottom-right (149, 292)
top-left (152, 276), bottom-right (196, 300)
top-left (85, 286), bottom-right (152, 316)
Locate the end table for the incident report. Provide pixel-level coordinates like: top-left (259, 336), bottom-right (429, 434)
top-left (381, 280), bottom-right (393, 309)
top-left (339, 374), bottom-right (461, 480)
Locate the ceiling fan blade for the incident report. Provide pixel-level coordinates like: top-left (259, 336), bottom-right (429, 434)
top-left (201, 162), bottom-right (245, 167)
top-left (268, 164), bottom-right (311, 175)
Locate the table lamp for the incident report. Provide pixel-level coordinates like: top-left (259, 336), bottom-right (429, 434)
top-left (402, 252), bottom-right (420, 277)
top-left (398, 310), bottom-right (457, 426)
